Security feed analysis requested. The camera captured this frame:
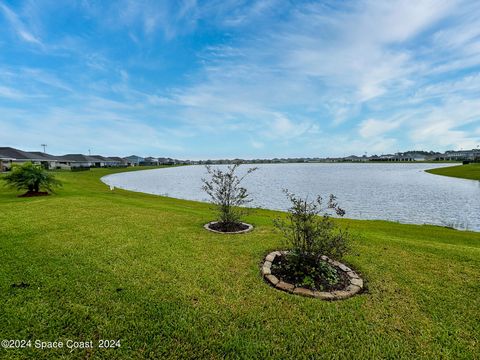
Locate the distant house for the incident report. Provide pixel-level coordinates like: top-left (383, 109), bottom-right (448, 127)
top-left (89, 155), bottom-right (111, 168)
top-left (379, 154), bottom-right (395, 161)
top-left (441, 150), bottom-right (478, 161)
top-left (56, 154), bottom-right (96, 168)
top-left (107, 157), bottom-right (127, 167)
top-left (0, 147), bottom-right (57, 170)
top-left (404, 152), bottom-right (429, 161)
top-left (158, 157), bottom-right (176, 165)
top-left (141, 157), bottom-right (159, 166)
top-left (0, 147), bottom-right (182, 170)
top-left (370, 152), bottom-right (432, 162)
top-left (0, 153), bottom-right (14, 172)
top-left (343, 155), bottom-right (368, 162)
top-left (29, 151), bottom-right (63, 169)
top-left (124, 155), bottom-right (144, 166)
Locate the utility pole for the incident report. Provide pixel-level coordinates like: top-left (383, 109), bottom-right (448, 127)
top-left (41, 144), bottom-right (47, 153)
top-left (88, 149), bottom-right (91, 156)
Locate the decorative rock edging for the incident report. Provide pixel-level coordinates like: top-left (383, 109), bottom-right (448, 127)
top-left (262, 251), bottom-right (363, 300)
top-left (204, 221), bottom-right (253, 234)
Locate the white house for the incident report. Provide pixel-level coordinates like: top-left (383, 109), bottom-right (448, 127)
top-left (124, 155), bottom-right (144, 166)
top-left (56, 154), bottom-right (96, 168)
top-left (0, 147), bottom-right (57, 170)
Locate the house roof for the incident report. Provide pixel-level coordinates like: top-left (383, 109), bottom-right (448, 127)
top-left (57, 154), bottom-right (97, 162)
top-left (0, 147), bottom-right (50, 161)
top-left (90, 155), bottom-right (110, 162)
top-left (107, 157), bottom-right (125, 162)
top-left (29, 151), bottom-right (59, 161)
top-left (124, 155), bottom-right (144, 161)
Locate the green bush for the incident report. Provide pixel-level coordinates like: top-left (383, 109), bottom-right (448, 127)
top-left (274, 190), bottom-right (352, 260)
top-left (2, 162), bottom-right (62, 194)
top-left (273, 252), bottom-right (339, 289)
top-left (201, 163), bottom-right (257, 228)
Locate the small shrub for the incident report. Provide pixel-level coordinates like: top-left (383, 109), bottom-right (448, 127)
top-left (201, 163), bottom-right (257, 230)
top-left (272, 190), bottom-right (353, 289)
top-left (2, 162), bottom-right (62, 194)
top-left (274, 190), bottom-right (351, 259)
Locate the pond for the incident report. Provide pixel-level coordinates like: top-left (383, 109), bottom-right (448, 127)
top-left (102, 163), bottom-right (480, 231)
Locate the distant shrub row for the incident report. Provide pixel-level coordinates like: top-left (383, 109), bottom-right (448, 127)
top-left (71, 166), bottom-right (91, 172)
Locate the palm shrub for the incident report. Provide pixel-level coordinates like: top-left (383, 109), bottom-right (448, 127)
top-left (2, 162), bottom-right (62, 194)
top-left (201, 163), bottom-right (257, 231)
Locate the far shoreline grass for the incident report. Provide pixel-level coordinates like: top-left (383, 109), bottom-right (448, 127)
top-left (426, 162), bottom-right (480, 181)
top-left (1, 166), bottom-right (479, 359)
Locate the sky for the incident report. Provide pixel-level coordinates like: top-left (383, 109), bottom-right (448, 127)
top-left (0, 0), bottom-right (479, 159)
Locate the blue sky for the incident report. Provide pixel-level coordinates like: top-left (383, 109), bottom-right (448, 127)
top-left (0, 0), bottom-right (479, 159)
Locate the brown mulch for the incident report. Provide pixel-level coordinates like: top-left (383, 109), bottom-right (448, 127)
top-left (209, 222), bottom-right (249, 233)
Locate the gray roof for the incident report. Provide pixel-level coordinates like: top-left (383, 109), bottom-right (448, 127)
top-left (57, 154), bottom-right (97, 162)
top-left (107, 157), bottom-right (125, 162)
top-left (90, 155), bottom-right (110, 162)
top-left (29, 151), bottom-right (60, 161)
top-left (0, 147), bottom-right (50, 161)
top-left (124, 155), bottom-right (144, 161)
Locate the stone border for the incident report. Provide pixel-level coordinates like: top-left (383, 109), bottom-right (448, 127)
top-left (262, 251), bottom-right (363, 300)
top-left (204, 221), bottom-right (253, 234)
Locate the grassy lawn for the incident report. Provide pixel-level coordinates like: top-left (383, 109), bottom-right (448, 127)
top-left (426, 163), bottom-right (480, 181)
top-left (1, 167), bottom-right (479, 359)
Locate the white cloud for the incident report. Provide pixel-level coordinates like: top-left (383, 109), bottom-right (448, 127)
top-left (277, 0), bottom-right (455, 102)
top-left (166, 0), bottom-right (461, 139)
top-left (222, 0), bottom-right (281, 27)
top-left (0, 85), bottom-right (28, 100)
top-left (412, 73), bottom-right (480, 102)
top-left (266, 113), bottom-right (316, 140)
top-left (0, 3), bottom-right (42, 45)
top-left (0, 101), bottom-right (184, 156)
top-left (90, 0), bottom-right (202, 40)
top-left (1, 0), bottom-right (479, 157)
top-left (410, 120), bottom-right (477, 149)
top-left (135, 0), bottom-right (478, 155)
top-left (408, 98), bottom-right (480, 149)
top-left (358, 118), bottom-right (402, 138)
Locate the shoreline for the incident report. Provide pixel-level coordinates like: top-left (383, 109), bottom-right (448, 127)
top-left (100, 164), bottom-right (478, 232)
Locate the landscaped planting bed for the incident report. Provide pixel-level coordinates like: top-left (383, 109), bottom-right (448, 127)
top-left (262, 251), bottom-right (363, 300)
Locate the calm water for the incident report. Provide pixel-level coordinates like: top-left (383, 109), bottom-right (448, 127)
top-left (102, 163), bottom-right (480, 231)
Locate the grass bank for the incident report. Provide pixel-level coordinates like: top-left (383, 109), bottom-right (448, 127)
top-left (426, 163), bottom-right (480, 181)
top-left (1, 167), bottom-right (479, 359)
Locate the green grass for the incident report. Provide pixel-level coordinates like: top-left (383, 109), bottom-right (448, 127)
top-left (1, 167), bottom-right (479, 359)
top-left (426, 163), bottom-right (480, 181)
